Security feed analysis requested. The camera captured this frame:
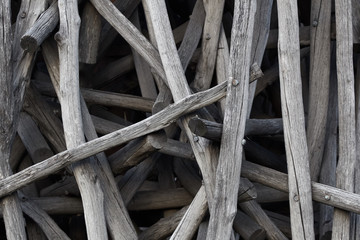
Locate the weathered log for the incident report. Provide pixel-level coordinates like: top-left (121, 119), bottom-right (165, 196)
top-left (127, 188), bottom-right (193, 211)
top-left (277, 0), bottom-right (315, 237)
top-left (192, 0), bottom-right (225, 91)
top-left (20, 0), bottom-right (59, 53)
top-left (119, 154), bottom-right (159, 205)
top-left (208, 1), bottom-right (256, 238)
top-left (170, 186), bottom-right (207, 240)
top-left (307, 0), bottom-right (331, 181)
top-left (0, 81), bottom-right (227, 198)
top-left (332, 0), bottom-right (356, 238)
top-left (233, 211), bottom-right (266, 240)
top-left (56, 0), bottom-right (108, 238)
top-left (138, 206), bottom-right (189, 240)
top-left (108, 131), bottom-right (166, 174)
top-left (188, 117), bottom-right (283, 140)
top-left (79, 2), bottom-right (101, 64)
top-left (34, 80), bottom-right (155, 113)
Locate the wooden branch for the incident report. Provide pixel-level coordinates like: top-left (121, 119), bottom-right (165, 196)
top-left (0, 1), bottom-right (45, 239)
top-left (90, 0), bottom-right (167, 81)
top-left (239, 200), bottom-right (288, 240)
top-left (177, 0), bottom-right (205, 70)
top-left (0, 81), bottom-right (227, 198)
top-left (55, 0), bottom-right (107, 239)
top-left (79, 2), bottom-right (101, 64)
top-left (24, 85), bottom-right (67, 153)
top-left (119, 154), bottom-right (159, 205)
top-left (127, 188), bottom-right (193, 211)
top-left (138, 206), bottom-right (189, 240)
top-left (144, 0), bottom-right (219, 210)
top-left (91, 115), bottom-right (126, 135)
top-left (307, 0), bottom-right (331, 181)
top-left (130, 8), bottom-right (157, 100)
top-left (192, 0), bottom-right (225, 91)
top-left (17, 112), bottom-right (54, 163)
top-left (170, 186), bottom-right (207, 240)
top-left (20, 0), bottom-right (59, 53)
top-left (34, 80), bottom-right (155, 112)
top-left (108, 131), bottom-right (166, 174)
top-left (20, 193), bottom-right (71, 240)
top-left (254, 183), bottom-right (288, 203)
top-left (44, 32), bottom-right (139, 239)
top-left (332, 0), bottom-right (356, 238)
top-left (233, 211), bottom-right (266, 240)
top-left (9, 135), bottom-right (26, 171)
top-left (208, 1), bottom-right (256, 238)
top-left (318, 52), bottom-right (337, 240)
top-left (277, 0), bottom-right (315, 238)
top-left (188, 117), bottom-right (283, 141)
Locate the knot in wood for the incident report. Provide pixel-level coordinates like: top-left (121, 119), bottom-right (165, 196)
top-left (193, 136), bottom-right (199, 142)
top-left (205, 33), bottom-right (211, 40)
top-left (324, 195), bottom-right (330, 201)
top-left (312, 20), bottom-right (318, 27)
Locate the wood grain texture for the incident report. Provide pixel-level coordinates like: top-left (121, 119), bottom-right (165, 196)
top-left (207, 1), bottom-right (256, 238)
top-left (0, 81), bottom-right (227, 198)
top-left (144, 0), bottom-right (219, 210)
top-left (0, 1), bottom-right (40, 239)
top-left (307, 0), bottom-right (331, 181)
top-left (90, 0), bottom-right (166, 81)
top-left (44, 32), bottom-right (138, 239)
top-left (79, 2), bottom-right (101, 64)
top-left (277, 0), bottom-right (315, 238)
top-left (55, 0), bottom-right (108, 239)
top-left (170, 186), bottom-right (207, 240)
top-left (193, 0), bottom-right (225, 91)
top-left (332, 0), bottom-right (356, 238)
top-left (20, 0), bottom-right (59, 53)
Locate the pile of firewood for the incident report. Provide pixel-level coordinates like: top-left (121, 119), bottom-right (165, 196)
top-left (1, 0), bottom-right (360, 239)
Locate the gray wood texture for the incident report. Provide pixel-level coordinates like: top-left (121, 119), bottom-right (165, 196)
top-left (43, 34), bottom-right (138, 240)
top-left (233, 211), bottom-right (266, 240)
top-left (277, 0), bottom-right (315, 238)
top-left (0, 81), bottom-right (227, 198)
top-left (20, 0), bottom-right (59, 53)
top-left (79, 2), bottom-right (101, 64)
top-left (170, 186), bottom-right (207, 240)
top-left (193, 0), bottom-right (225, 91)
top-left (332, 0), bottom-right (356, 238)
top-left (207, 1), bottom-right (256, 238)
top-left (55, 1), bottom-right (108, 239)
top-left (0, 0), bottom-right (45, 239)
top-left (307, 0), bottom-right (332, 181)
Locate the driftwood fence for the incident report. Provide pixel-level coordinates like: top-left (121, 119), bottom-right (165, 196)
top-left (1, 0), bottom-right (360, 239)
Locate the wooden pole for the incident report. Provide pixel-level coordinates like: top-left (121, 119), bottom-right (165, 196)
top-left (277, 0), bottom-right (315, 238)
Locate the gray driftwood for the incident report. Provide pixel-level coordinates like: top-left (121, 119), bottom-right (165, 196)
top-left (332, 0), bottom-right (356, 238)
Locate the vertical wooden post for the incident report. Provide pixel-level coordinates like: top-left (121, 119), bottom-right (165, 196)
top-left (332, 0), bottom-right (356, 238)
top-left (277, 0), bottom-right (315, 238)
top-left (55, 0), bottom-right (108, 239)
top-left (207, 1), bottom-right (256, 238)
top-left (0, 1), bottom-right (27, 239)
top-left (307, 0), bottom-right (332, 181)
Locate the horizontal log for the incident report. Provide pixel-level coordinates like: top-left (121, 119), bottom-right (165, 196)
top-left (0, 81), bottom-right (227, 198)
top-left (127, 188), bottom-right (193, 211)
top-left (33, 80), bottom-right (155, 112)
top-left (188, 117), bottom-right (283, 141)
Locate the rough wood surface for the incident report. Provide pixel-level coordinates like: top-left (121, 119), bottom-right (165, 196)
top-left (20, 0), bottom-right (59, 53)
top-left (55, 1), bottom-right (108, 239)
top-left (207, 1), bottom-right (256, 238)
top-left (0, 82), bottom-right (226, 198)
top-left (277, 0), bottom-right (315, 238)
top-left (332, 0), bottom-right (356, 238)
top-left (79, 2), bottom-right (101, 64)
top-left (233, 211), bottom-right (266, 240)
top-left (307, 0), bottom-right (331, 181)
top-left (193, 0), bottom-right (225, 91)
